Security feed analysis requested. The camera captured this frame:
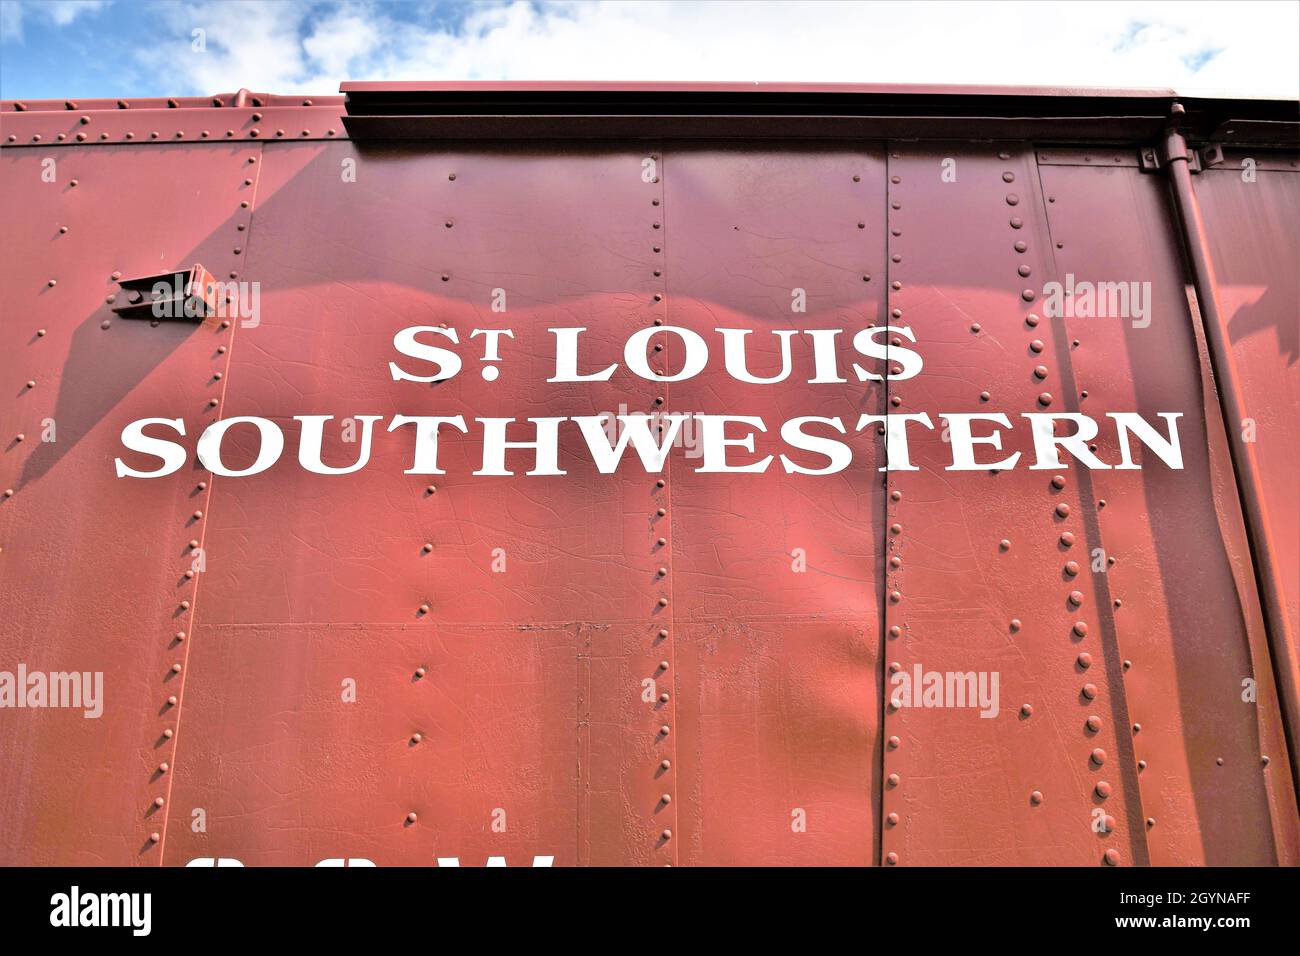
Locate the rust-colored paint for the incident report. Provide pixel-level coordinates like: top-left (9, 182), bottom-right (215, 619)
top-left (0, 85), bottom-right (1296, 866)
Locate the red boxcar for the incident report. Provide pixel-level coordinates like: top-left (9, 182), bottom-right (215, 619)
top-left (1, 83), bottom-right (1297, 866)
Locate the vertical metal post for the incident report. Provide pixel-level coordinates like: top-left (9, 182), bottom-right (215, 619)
top-left (1161, 119), bottom-right (1300, 790)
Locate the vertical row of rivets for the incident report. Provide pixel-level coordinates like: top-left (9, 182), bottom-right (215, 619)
top-left (648, 148), bottom-right (677, 865)
top-left (881, 152), bottom-right (903, 866)
top-left (148, 145), bottom-right (260, 858)
top-left (402, 162), bottom-right (458, 834)
top-left (1025, 154), bottom-right (1137, 866)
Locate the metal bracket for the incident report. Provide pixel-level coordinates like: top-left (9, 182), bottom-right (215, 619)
top-left (1139, 145), bottom-right (1203, 174)
top-left (113, 264), bottom-right (220, 321)
top-left (1199, 143), bottom-right (1226, 168)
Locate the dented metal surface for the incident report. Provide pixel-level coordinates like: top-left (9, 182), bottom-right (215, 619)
top-left (0, 84), bottom-right (1297, 866)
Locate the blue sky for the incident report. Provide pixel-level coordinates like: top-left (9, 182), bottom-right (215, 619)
top-left (2, 0), bottom-right (1297, 101)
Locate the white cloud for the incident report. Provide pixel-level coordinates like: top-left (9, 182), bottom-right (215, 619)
top-left (2, 0), bottom-right (110, 41)
top-left (97, 0), bottom-right (1300, 98)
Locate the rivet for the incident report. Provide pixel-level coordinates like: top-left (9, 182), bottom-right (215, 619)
top-left (1068, 590), bottom-right (1083, 606)
top-left (657, 507), bottom-right (666, 517)
top-left (1056, 503), bottom-right (1071, 518)
top-left (658, 629), bottom-right (669, 639)
top-left (888, 626), bottom-right (901, 638)
top-left (1037, 392), bottom-right (1053, 407)
top-left (889, 556), bottom-right (902, 569)
top-left (1020, 703), bottom-right (1033, 717)
top-left (1146, 817), bottom-right (1156, 828)
top-left (1006, 193), bottom-right (1019, 206)
top-left (661, 828), bottom-right (672, 841)
top-left (425, 485), bottom-right (436, 495)
top-left (163, 728), bottom-right (173, 739)
top-left (887, 773), bottom-right (900, 787)
top-left (422, 543), bottom-right (433, 553)
top-left (1065, 561), bottom-right (1079, 576)
top-left (1025, 314), bottom-right (1039, 328)
top-left (150, 832), bottom-right (161, 843)
top-left (1216, 757), bottom-right (1224, 766)
top-left (1103, 849), bottom-right (1119, 866)
top-left (158, 762), bottom-right (169, 774)
top-left (658, 692), bottom-right (670, 703)
top-left (1132, 723), bottom-right (1141, 734)
top-left (1114, 599), bottom-right (1123, 609)
top-left (1029, 339), bottom-right (1045, 354)
top-left (192, 510), bottom-right (203, 520)
top-left (154, 797), bottom-right (166, 808)
top-left (888, 661), bottom-right (901, 674)
top-left (1091, 748), bottom-right (1106, 765)
top-left (657, 537), bottom-right (667, 547)
top-left (1030, 790), bottom-right (1043, 805)
top-left (890, 490), bottom-right (902, 502)
top-left (1095, 780), bottom-right (1111, 797)
top-left (411, 733), bottom-right (422, 744)
top-left (1086, 716), bottom-right (1102, 732)
top-left (659, 725), bottom-right (670, 736)
top-left (179, 600), bottom-right (190, 610)
top-left (656, 567), bottom-right (667, 577)
top-left (407, 812), bottom-right (418, 823)
top-left (885, 851), bottom-right (899, 865)
top-left (184, 570), bottom-right (194, 579)
top-left (414, 667), bottom-right (426, 678)
top-left (1138, 759), bottom-right (1146, 770)
top-left (661, 759), bottom-right (671, 770)
top-left (2, 490), bottom-right (12, 498)
top-left (890, 175), bottom-right (901, 184)
top-left (1082, 683), bottom-right (1098, 700)
top-left (176, 630), bottom-right (187, 641)
top-left (979, 391), bottom-right (990, 402)
top-left (1122, 658), bottom-right (1131, 669)
top-left (167, 695), bottom-right (178, 706)
top-left (889, 590), bottom-right (901, 603)
top-left (1021, 289), bottom-right (1037, 302)
top-left (886, 812), bottom-right (899, 825)
top-left (100, 320), bottom-right (111, 330)
top-left (217, 346), bottom-right (227, 354)
top-left (890, 523), bottom-right (902, 535)
top-left (207, 398), bottom-right (219, 407)
top-left (657, 597), bottom-right (668, 607)
top-left (1009, 619), bottom-right (1021, 632)
top-left (418, 604), bottom-right (429, 615)
top-left (1077, 652), bottom-right (1092, 668)
top-left (1010, 217), bottom-right (1023, 229)
top-left (999, 539), bottom-right (1010, 551)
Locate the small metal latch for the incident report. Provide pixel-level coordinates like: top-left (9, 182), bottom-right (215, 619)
top-left (113, 264), bottom-right (219, 321)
